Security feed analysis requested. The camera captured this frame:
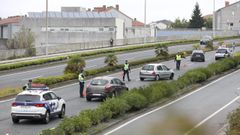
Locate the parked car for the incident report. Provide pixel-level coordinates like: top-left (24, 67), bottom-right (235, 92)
top-left (215, 47), bottom-right (231, 60)
top-left (11, 90), bottom-right (66, 124)
top-left (191, 50), bottom-right (205, 62)
top-left (200, 35), bottom-right (213, 45)
top-left (139, 63), bottom-right (174, 81)
top-left (86, 76), bottom-right (128, 101)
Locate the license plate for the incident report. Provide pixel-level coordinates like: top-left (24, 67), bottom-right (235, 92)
top-left (92, 94), bottom-right (101, 96)
top-left (20, 106), bottom-right (31, 109)
top-left (196, 55), bottom-right (200, 57)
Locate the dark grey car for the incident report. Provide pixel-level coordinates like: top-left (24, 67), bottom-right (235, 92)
top-left (86, 76), bottom-right (128, 101)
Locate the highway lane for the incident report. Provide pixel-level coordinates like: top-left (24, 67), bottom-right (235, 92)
top-left (0, 48), bottom-right (223, 135)
top-left (100, 68), bottom-right (240, 135)
top-left (0, 39), bottom-right (239, 89)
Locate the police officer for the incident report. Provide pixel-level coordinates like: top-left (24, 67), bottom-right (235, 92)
top-left (23, 79), bottom-right (32, 90)
top-left (123, 60), bottom-right (131, 81)
top-left (175, 52), bottom-right (182, 70)
top-left (78, 69), bottom-right (85, 98)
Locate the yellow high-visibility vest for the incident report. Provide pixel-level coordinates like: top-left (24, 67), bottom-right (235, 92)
top-left (124, 64), bottom-right (129, 70)
top-left (176, 55), bottom-right (181, 61)
top-left (78, 73), bottom-right (85, 82)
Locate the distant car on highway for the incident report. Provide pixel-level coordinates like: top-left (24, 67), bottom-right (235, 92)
top-left (11, 90), bottom-right (66, 124)
top-left (139, 63), bottom-right (174, 81)
top-left (200, 35), bottom-right (213, 45)
top-left (86, 76), bottom-right (128, 101)
top-left (191, 50), bottom-right (205, 62)
top-left (215, 47), bottom-right (231, 60)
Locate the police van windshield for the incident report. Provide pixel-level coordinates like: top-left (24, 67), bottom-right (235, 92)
top-left (15, 95), bottom-right (40, 102)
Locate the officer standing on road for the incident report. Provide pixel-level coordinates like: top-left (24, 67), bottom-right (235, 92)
top-left (232, 42), bottom-right (236, 52)
top-left (123, 60), bottom-right (131, 81)
top-left (23, 79), bottom-right (32, 90)
top-left (175, 52), bottom-right (182, 70)
top-left (78, 69), bottom-right (85, 98)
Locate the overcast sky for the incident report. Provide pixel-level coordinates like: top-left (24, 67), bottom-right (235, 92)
top-left (0, 0), bottom-right (239, 23)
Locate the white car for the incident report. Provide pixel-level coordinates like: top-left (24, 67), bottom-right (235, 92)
top-left (11, 90), bottom-right (66, 124)
top-left (215, 48), bottom-right (231, 60)
top-left (139, 63), bottom-right (174, 81)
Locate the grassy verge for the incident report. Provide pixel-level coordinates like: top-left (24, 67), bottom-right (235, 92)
top-left (40, 56), bottom-right (240, 135)
top-left (0, 36), bottom-right (238, 72)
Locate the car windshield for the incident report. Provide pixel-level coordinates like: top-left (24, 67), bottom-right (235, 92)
top-left (142, 65), bottom-right (154, 71)
top-left (216, 49), bottom-right (227, 53)
top-left (15, 95), bottom-right (40, 102)
top-left (90, 79), bottom-right (108, 86)
top-left (193, 53), bottom-right (204, 56)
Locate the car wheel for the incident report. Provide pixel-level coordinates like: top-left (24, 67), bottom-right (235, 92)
top-left (86, 96), bottom-right (91, 102)
top-left (170, 73), bottom-right (174, 80)
top-left (58, 105), bottom-right (65, 118)
top-left (155, 75), bottom-right (160, 81)
top-left (191, 59), bottom-right (193, 62)
top-left (202, 59), bottom-right (205, 62)
top-left (140, 77), bottom-right (144, 81)
top-left (43, 111), bottom-right (50, 124)
top-left (12, 117), bottom-right (19, 124)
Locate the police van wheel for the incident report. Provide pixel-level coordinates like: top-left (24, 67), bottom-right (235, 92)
top-left (43, 111), bottom-right (50, 124)
top-left (58, 106), bottom-right (65, 118)
top-left (12, 118), bottom-right (19, 124)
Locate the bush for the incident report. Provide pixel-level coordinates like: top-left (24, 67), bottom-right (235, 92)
top-left (41, 127), bottom-right (64, 135)
top-left (155, 44), bottom-right (169, 57)
top-left (58, 117), bottom-right (75, 135)
top-left (64, 55), bottom-right (86, 74)
top-left (100, 98), bottom-right (130, 118)
top-left (72, 115), bottom-right (91, 132)
top-left (226, 108), bottom-right (240, 135)
top-left (104, 54), bottom-right (118, 66)
top-left (96, 106), bottom-right (112, 122)
top-left (121, 91), bottom-right (147, 111)
top-left (80, 109), bottom-right (101, 125)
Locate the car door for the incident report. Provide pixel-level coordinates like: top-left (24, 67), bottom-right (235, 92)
top-left (161, 65), bottom-right (171, 78)
top-left (49, 92), bottom-right (60, 113)
top-left (114, 78), bottom-right (126, 94)
top-left (156, 65), bottom-right (165, 78)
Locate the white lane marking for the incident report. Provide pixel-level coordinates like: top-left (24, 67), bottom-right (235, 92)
top-left (184, 96), bottom-right (240, 135)
top-left (21, 76), bottom-right (42, 81)
top-left (0, 98), bottom-right (14, 103)
top-left (103, 69), bottom-right (240, 135)
top-left (0, 64), bottom-right (65, 78)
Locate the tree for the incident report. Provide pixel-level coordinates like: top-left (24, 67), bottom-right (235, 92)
top-left (155, 44), bottom-right (169, 57)
top-left (189, 3), bottom-right (204, 28)
top-left (171, 18), bottom-right (189, 28)
top-left (104, 54), bottom-right (118, 66)
top-left (64, 55), bottom-right (86, 74)
top-left (204, 17), bottom-right (213, 28)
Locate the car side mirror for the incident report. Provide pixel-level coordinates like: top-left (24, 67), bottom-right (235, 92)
top-left (57, 97), bottom-right (61, 100)
top-left (22, 86), bottom-right (27, 90)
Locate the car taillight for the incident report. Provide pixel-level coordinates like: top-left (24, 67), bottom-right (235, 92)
top-left (35, 103), bottom-right (45, 107)
top-left (105, 84), bottom-right (112, 92)
top-left (12, 102), bottom-right (17, 107)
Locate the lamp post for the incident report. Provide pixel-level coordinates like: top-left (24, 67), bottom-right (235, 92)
top-left (144, 0), bottom-right (146, 44)
top-left (45, 0), bottom-right (49, 55)
top-left (212, 0), bottom-right (215, 38)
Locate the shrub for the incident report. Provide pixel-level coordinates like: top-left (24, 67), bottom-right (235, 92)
top-left (100, 98), bottom-right (130, 118)
top-left (41, 127), bottom-right (64, 135)
top-left (80, 109), bottom-right (101, 125)
top-left (96, 106), bottom-right (112, 122)
top-left (121, 91), bottom-right (147, 111)
top-left (64, 55), bottom-right (86, 74)
top-left (72, 115), bottom-right (91, 132)
top-left (155, 44), bottom-right (169, 57)
top-left (226, 108), bottom-right (240, 135)
top-left (58, 117), bottom-right (75, 135)
top-left (104, 54), bottom-right (118, 66)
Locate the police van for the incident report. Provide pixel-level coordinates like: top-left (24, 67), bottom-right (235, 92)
top-left (11, 89), bottom-right (66, 124)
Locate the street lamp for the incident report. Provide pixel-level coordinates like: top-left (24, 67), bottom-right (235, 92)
top-left (144, 0), bottom-right (146, 44)
top-left (212, 0), bottom-right (215, 38)
top-left (45, 0), bottom-right (49, 55)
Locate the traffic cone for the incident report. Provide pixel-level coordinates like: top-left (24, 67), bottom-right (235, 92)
top-left (83, 89), bottom-right (86, 97)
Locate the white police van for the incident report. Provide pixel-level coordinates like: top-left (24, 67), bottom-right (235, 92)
top-left (11, 89), bottom-right (66, 124)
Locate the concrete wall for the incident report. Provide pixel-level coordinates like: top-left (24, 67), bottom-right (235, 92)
top-left (0, 49), bottom-right (27, 60)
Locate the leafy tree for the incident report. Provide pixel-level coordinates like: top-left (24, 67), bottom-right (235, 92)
top-left (104, 54), bottom-right (118, 66)
top-left (171, 18), bottom-right (189, 28)
top-left (155, 44), bottom-right (169, 57)
top-left (189, 3), bottom-right (204, 28)
top-left (204, 17), bottom-right (213, 28)
top-left (64, 55), bottom-right (86, 74)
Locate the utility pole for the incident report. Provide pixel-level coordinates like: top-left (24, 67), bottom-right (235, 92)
top-left (144, 0), bottom-right (147, 44)
top-left (46, 0), bottom-right (49, 55)
top-left (212, 0), bottom-right (215, 38)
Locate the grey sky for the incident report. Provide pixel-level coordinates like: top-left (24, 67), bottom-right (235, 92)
top-left (0, 0), bottom-right (238, 23)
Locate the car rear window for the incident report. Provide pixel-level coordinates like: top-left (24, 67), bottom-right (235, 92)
top-left (142, 65), bottom-right (154, 71)
top-left (15, 95), bottom-right (40, 102)
top-left (216, 49), bottom-right (227, 53)
top-left (193, 53), bottom-right (204, 56)
top-left (90, 79), bottom-right (108, 86)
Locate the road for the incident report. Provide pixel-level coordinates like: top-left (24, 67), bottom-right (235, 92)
top-left (0, 39), bottom-right (239, 89)
top-left (0, 46), bottom-right (236, 135)
top-left (101, 69), bottom-right (240, 135)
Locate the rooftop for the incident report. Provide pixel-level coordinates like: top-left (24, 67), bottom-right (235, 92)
top-left (0, 16), bottom-right (22, 25)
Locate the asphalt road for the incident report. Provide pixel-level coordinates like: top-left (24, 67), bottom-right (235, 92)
top-left (101, 69), bottom-right (240, 135)
top-left (0, 45), bottom-right (237, 135)
top-left (0, 39), bottom-right (239, 89)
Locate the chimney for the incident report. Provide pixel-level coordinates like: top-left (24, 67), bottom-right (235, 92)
top-left (116, 4), bottom-right (119, 10)
top-left (225, 1), bottom-right (229, 7)
top-left (103, 5), bottom-right (106, 9)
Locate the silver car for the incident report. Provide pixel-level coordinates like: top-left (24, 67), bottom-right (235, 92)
top-left (86, 76), bottom-right (128, 101)
top-left (139, 63), bottom-right (174, 81)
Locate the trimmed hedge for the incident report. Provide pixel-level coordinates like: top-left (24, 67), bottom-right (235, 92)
top-left (41, 56), bottom-right (240, 135)
top-left (226, 108), bottom-right (240, 135)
